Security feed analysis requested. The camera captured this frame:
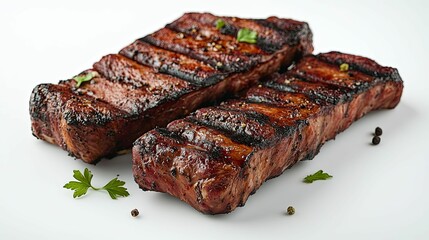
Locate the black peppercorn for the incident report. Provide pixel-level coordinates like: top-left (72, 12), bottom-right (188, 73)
top-left (131, 209), bottom-right (139, 217)
top-left (375, 127), bottom-right (383, 136)
top-left (372, 136), bottom-right (381, 145)
top-left (286, 206), bottom-right (295, 215)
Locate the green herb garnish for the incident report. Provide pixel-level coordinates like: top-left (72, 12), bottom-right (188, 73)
top-left (303, 170), bottom-right (333, 183)
top-left (64, 168), bottom-right (130, 199)
top-left (215, 19), bottom-right (225, 29)
top-left (73, 72), bottom-right (95, 88)
top-left (339, 63), bottom-right (349, 72)
top-left (237, 28), bottom-right (258, 44)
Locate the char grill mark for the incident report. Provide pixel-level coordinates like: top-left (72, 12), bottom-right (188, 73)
top-left (120, 40), bottom-right (227, 87)
top-left (244, 85), bottom-right (327, 109)
top-left (133, 52), bottom-right (403, 214)
top-left (59, 71), bottom-right (172, 116)
top-left (142, 27), bottom-right (265, 73)
top-left (59, 88), bottom-right (125, 126)
top-left (188, 107), bottom-right (278, 147)
top-left (289, 55), bottom-right (374, 90)
top-left (222, 100), bottom-right (302, 127)
top-left (167, 119), bottom-right (253, 167)
top-left (263, 73), bottom-right (352, 104)
top-left (220, 17), bottom-right (288, 51)
top-left (91, 55), bottom-right (196, 115)
top-left (317, 51), bottom-right (399, 78)
top-left (221, 96), bottom-right (321, 128)
top-left (31, 83), bottom-right (126, 126)
top-left (167, 14), bottom-right (278, 56)
top-left (94, 54), bottom-right (193, 91)
top-left (169, 13), bottom-right (294, 53)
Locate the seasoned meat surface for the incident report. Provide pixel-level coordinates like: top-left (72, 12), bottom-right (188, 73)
top-left (29, 13), bottom-right (313, 163)
top-left (132, 52), bottom-right (403, 214)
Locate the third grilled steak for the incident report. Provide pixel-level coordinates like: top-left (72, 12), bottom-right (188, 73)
top-left (29, 13), bottom-right (313, 163)
top-left (132, 51), bottom-right (404, 214)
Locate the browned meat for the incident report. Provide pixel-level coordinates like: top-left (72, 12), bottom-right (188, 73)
top-left (132, 52), bottom-right (404, 214)
top-left (29, 13), bottom-right (313, 163)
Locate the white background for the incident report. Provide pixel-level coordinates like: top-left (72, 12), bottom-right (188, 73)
top-left (1, 0), bottom-right (428, 239)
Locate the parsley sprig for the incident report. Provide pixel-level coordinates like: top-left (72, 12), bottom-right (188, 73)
top-left (237, 28), bottom-right (258, 44)
top-left (215, 19), bottom-right (225, 29)
top-left (64, 168), bottom-right (130, 199)
top-left (303, 170), bottom-right (333, 183)
top-left (73, 72), bottom-right (96, 88)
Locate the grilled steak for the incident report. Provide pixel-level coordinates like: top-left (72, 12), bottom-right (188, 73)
top-left (29, 13), bottom-right (313, 163)
top-left (132, 52), bottom-right (404, 214)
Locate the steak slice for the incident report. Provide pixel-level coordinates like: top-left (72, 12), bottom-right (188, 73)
top-left (29, 13), bottom-right (313, 163)
top-left (132, 52), bottom-right (404, 214)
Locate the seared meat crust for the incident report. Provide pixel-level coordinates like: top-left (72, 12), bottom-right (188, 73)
top-left (30, 13), bottom-right (313, 163)
top-left (132, 52), bottom-right (403, 214)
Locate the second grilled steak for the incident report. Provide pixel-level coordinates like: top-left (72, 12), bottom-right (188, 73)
top-left (132, 52), bottom-right (404, 214)
top-left (29, 13), bottom-right (313, 163)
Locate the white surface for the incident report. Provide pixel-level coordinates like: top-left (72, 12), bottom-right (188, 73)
top-left (1, 0), bottom-right (428, 239)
